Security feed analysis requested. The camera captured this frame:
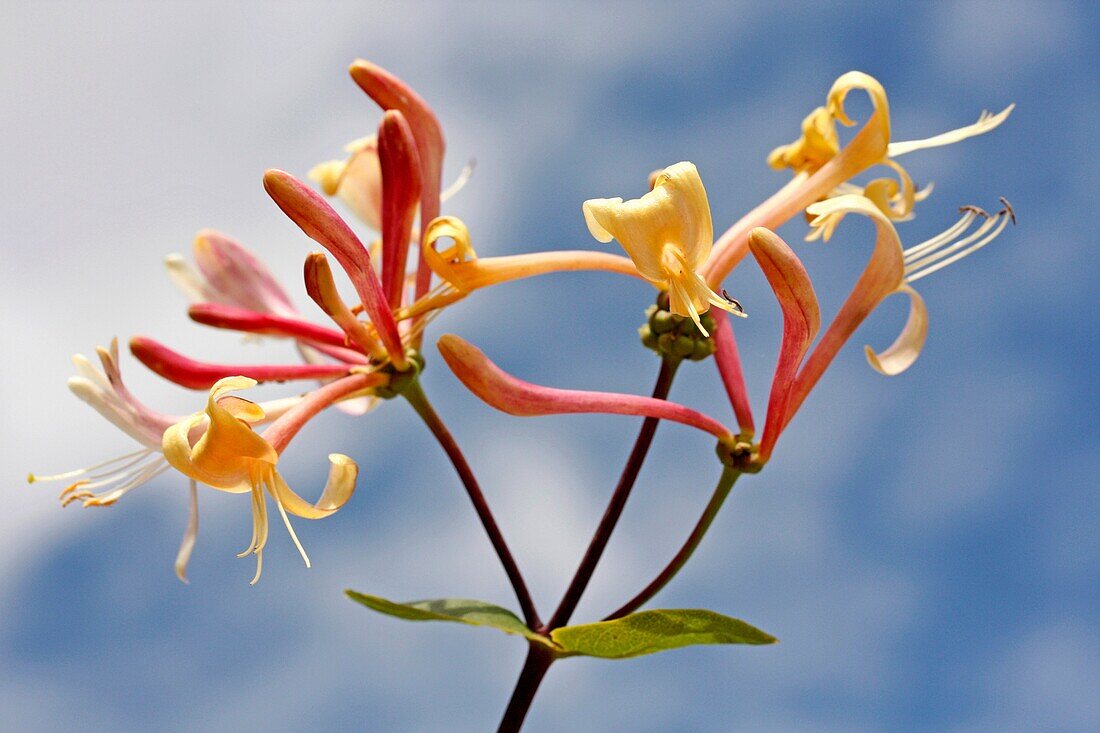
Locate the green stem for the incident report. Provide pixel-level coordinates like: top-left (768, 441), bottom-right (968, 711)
top-left (403, 380), bottom-right (540, 628)
top-left (544, 357), bottom-right (679, 631)
top-left (604, 466), bottom-right (740, 620)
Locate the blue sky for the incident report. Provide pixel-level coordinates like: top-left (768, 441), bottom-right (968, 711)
top-left (2, 2), bottom-right (1098, 731)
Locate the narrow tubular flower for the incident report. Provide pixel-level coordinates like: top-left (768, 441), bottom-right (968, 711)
top-left (263, 169), bottom-right (408, 369)
top-left (30, 342), bottom-right (302, 581)
top-left (129, 336), bottom-right (355, 390)
top-left (377, 110), bottom-right (422, 309)
top-left (744, 229), bottom-right (821, 462)
top-left (437, 334), bottom-right (734, 440)
top-left (702, 72), bottom-right (1012, 287)
top-left (162, 375), bottom-right (372, 584)
top-left (582, 162), bottom-right (746, 336)
top-left (711, 312), bottom-right (755, 437)
top-left (349, 59), bottom-right (446, 303)
top-left (419, 215), bottom-right (641, 301)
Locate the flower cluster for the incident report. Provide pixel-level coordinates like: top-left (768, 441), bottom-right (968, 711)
top-left (33, 62), bottom-right (1012, 585)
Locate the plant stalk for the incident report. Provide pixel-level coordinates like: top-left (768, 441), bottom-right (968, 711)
top-left (544, 357), bottom-right (679, 631)
top-left (605, 466), bottom-right (740, 620)
top-left (403, 380), bottom-right (541, 628)
top-left (497, 642), bottom-right (556, 733)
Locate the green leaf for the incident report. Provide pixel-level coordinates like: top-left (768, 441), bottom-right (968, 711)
top-left (345, 590), bottom-right (553, 647)
top-left (550, 609), bottom-right (776, 659)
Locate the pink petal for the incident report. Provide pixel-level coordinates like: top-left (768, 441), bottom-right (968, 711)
top-left (746, 228), bottom-right (821, 461)
top-left (377, 110), bottom-right (422, 309)
top-left (192, 230), bottom-right (296, 316)
top-left (263, 169), bottom-right (406, 367)
top-left (129, 336), bottom-right (353, 390)
top-left (437, 335), bottom-right (733, 439)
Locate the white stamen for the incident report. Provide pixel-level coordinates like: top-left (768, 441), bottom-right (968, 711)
top-left (275, 496), bottom-right (311, 569)
top-left (29, 448), bottom-right (152, 484)
top-left (903, 209), bottom-right (979, 263)
top-left (905, 205), bottom-right (1012, 283)
top-left (440, 158), bottom-right (476, 202)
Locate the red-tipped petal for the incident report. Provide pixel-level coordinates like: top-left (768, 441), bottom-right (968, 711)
top-left (129, 336), bottom-right (353, 390)
top-left (377, 110), bottom-right (422, 309)
top-left (437, 335), bottom-right (733, 439)
top-left (263, 169), bottom-right (406, 367)
top-left (748, 228), bottom-right (821, 461)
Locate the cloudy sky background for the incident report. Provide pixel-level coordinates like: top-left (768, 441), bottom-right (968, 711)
top-left (2, 1), bottom-right (1098, 731)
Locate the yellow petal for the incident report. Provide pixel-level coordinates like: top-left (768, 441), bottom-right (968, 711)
top-left (309, 135), bottom-right (383, 231)
top-left (268, 454), bottom-right (358, 519)
top-left (174, 480), bottom-right (200, 583)
top-left (162, 377), bottom-right (276, 491)
top-left (888, 104), bottom-right (1014, 158)
top-left (864, 284), bottom-right (928, 376)
top-left (582, 162), bottom-right (713, 281)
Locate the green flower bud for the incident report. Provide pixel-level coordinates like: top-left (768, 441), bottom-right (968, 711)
top-left (672, 334), bottom-right (695, 357)
top-left (638, 325), bottom-right (658, 350)
top-left (651, 310), bottom-right (677, 334)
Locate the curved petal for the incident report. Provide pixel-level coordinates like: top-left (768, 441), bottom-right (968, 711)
top-left (438, 334), bottom-right (733, 439)
top-left (162, 378), bottom-right (274, 491)
top-left (888, 104), bottom-right (1014, 158)
top-left (269, 454), bottom-right (358, 519)
top-left (864, 284), bottom-right (928, 376)
top-left (192, 230), bottom-right (296, 316)
top-left (784, 195), bottom-right (905, 429)
top-left (582, 162), bottom-right (712, 280)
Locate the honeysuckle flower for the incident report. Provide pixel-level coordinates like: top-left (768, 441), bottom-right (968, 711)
top-left (744, 194), bottom-right (1012, 462)
top-left (437, 334), bottom-right (735, 441)
top-left (583, 162), bottom-right (746, 336)
top-left (163, 374), bottom-right (378, 584)
top-left (29, 341), bottom-right (304, 580)
top-left (702, 71), bottom-right (1012, 287)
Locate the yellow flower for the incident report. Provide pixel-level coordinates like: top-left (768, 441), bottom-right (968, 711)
top-left (582, 162), bottom-right (745, 335)
top-left (162, 376), bottom-right (359, 584)
top-left (768, 71), bottom-right (1013, 223)
top-left (309, 135), bottom-right (384, 232)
